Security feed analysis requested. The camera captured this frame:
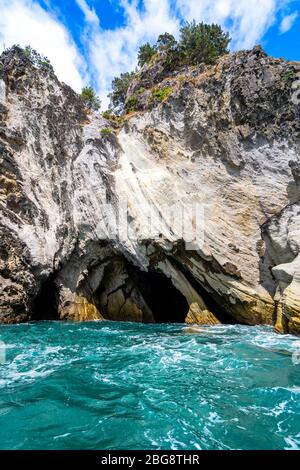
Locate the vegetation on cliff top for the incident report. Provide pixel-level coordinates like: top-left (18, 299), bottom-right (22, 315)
top-left (0, 44), bottom-right (54, 74)
top-left (106, 21), bottom-right (231, 116)
top-left (1, 21), bottom-right (230, 120)
top-left (23, 45), bottom-right (54, 73)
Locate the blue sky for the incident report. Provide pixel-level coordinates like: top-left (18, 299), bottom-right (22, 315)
top-left (0, 0), bottom-right (299, 108)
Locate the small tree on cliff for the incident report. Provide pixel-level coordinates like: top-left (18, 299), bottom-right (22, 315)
top-left (156, 33), bottom-right (177, 52)
top-left (155, 33), bottom-right (181, 71)
top-left (108, 71), bottom-right (136, 113)
top-left (179, 21), bottom-right (231, 65)
top-left (23, 45), bottom-right (54, 73)
top-left (80, 86), bottom-right (101, 111)
top-left (137, 43), bottom-right (156, 67)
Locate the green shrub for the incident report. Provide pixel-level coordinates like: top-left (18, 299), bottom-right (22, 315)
top-left (114, 115), bottom-right (125, 127)
top-left (151, 87), bottom-right (172, 102)
top-left (137, 87), bottom-right (146, 94)
top-left (80, 86), bottom-right (101, 111)
top-left (125, 95), bottom-right (139, 112)
top-left (100, 127), bottom-right (114, 136)
top-left (102, 110), bottom-right (114, 120)
top-left (102, 111), bottom-right (124, 127)
top-left (281, 71), bottom-right (294, 82)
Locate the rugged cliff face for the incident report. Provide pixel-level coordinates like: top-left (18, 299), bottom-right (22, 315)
top-left (0, 46), bottom-right (299, 334)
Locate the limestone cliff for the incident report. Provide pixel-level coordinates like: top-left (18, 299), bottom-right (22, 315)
top-left (0, 46), bottom-right (299, 334)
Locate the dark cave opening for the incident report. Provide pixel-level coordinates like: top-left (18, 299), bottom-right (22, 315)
top-left (30, 256), bottom-right (238, 325)
top-left (124, 259), bottom-right (239, 325)
top-left (32, 272), bottom-right (60, 320)
top-left (126, 264), bottom-right (190, 323)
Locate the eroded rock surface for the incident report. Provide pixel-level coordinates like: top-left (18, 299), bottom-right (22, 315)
top-left (0, 46), bottom-right (299, 333)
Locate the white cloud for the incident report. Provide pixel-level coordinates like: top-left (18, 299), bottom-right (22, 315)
top-left (279, 11), bottom-right (298, 33)
top-left (0, 0), bottom-right (86, 92)
top-left (75, 0), bottom-right (100, 26)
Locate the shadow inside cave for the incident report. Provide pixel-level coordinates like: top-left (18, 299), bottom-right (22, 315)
top-left (126, 266), bottom-right (190, 323)
top-left (31, 272), bottom-right (60, 320)
top-left (31, 256), bottom-right (239, 325)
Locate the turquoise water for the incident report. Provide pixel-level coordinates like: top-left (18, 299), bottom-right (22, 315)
top-left (0, 321), bottom-right (300, 450)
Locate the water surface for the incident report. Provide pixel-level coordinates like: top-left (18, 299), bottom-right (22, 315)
top-left (0, 321), bottom-right (299, 450)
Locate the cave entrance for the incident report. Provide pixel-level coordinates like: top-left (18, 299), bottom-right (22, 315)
top-left (127, 265), bottom-right (189, 323)
top-left (125, 259), bottom-right (238, 325)
top-left (32, 272), bottom-right (60, 320)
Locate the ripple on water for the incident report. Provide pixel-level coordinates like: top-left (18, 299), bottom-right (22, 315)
top-left (0, 322), bottom-right (299, 449)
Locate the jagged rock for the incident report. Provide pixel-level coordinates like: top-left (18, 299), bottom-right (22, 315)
top-left (0, 46), bottom-right (299, 334)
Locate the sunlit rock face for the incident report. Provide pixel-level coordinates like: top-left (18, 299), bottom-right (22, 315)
top-left (0, 45), bottom-right (299, 333)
